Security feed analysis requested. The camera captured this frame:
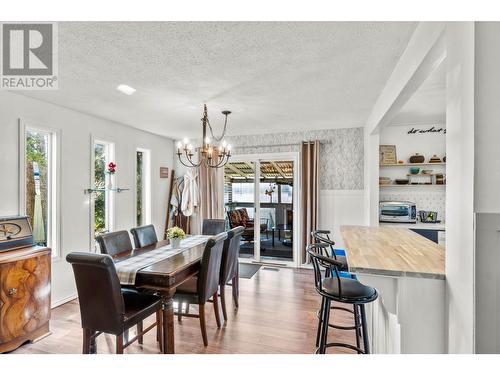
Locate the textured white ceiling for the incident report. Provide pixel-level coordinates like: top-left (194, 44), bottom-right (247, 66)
top-left (390, 61), bottom-right (446, 126)
top-left (21, 22), bottom-right (417, 138)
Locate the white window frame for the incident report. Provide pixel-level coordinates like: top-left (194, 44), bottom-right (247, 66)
top-left (90, 137), bottom-right (115, 249)
top-left (19, 119), bottom-right (61, 259)
top-left (135, 148), bottom-right (151, 227)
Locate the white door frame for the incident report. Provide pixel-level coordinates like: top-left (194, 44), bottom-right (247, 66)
top-left (226, 152), bottom-right (301, 268)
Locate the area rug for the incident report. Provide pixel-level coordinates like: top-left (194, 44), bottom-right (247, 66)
top-left (239, 263), bottom-right (262, 279)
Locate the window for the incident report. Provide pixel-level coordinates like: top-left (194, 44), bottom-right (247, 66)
top-left (22, 125), bottom-right (59, 255)
top-left (280, 184), bottom-right (293, 204)
top-left (231, 182), bottom-right (255, 203)
top-left (93, 140), bottom-right (114, 237)
top-left (136, 149), bottom-right (151, 226)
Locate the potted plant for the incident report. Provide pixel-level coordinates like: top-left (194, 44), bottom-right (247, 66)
top-left (166, 226), bottom-right (186, 249)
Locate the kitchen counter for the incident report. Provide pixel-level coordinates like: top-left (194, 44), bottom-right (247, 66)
top-left (379, 221), bottom-right (445, 231)
top-left (341, 225), bottom-right (445, 279)
top-left (340, 225), bottom-right (446, 353)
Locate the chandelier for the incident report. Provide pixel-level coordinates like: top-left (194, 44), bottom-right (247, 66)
top-left (176, 104), bottom-right (232, 169)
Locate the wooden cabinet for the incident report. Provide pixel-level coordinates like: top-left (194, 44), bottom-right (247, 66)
top-left (0, 246), bottom-right (51, 353)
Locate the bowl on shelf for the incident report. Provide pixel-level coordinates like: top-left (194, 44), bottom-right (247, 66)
top-left (395, 179), bottom-right (409, 185)
top-left (409, 167), bottom-right (420, 175)
top-left (421, 169), bottom-right (434, 175)
top-left (379, 177), bottom-right (392, 185)
top-left (429, 155), bottom-right (442, 163)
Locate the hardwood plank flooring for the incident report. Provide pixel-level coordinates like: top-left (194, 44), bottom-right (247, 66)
top-left (11, 267), bottom-right (358, 354)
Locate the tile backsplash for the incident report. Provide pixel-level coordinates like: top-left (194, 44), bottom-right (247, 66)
top-left (379, 191), bottom-right (446, 222)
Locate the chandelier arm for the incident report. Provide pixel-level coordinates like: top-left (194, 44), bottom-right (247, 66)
top-left (177, 156), bottom-right (195, 168)
top-left (186, 152), bottom-right (204, 168)
top-left (209, 154), bottom-right (230, 168)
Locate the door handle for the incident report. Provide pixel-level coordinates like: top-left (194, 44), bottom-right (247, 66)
top-left (8, 288), bottom-right (17, 296)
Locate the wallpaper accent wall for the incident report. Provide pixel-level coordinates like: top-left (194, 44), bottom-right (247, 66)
top-left (225, 128), bottom-right (364, 190)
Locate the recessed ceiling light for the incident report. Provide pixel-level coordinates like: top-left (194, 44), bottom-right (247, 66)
top-left (117, 84), bottom-right (136, 95)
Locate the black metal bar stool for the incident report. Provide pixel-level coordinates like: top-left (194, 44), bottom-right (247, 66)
top-left (307, 245), bottom-right (378, 354)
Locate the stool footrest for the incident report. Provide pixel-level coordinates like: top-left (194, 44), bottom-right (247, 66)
top-left (315, 342), bottom-right (365, 354)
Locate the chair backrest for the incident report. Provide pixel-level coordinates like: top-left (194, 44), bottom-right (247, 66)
top-left (96, 230), bottom-right (133, 257)
top-left (227, 208), bottom-right (251, 229)
top-left (197, 232), bottom-right (227, 303)
top-left (220, 226), bottom-right (244, 284)
top-left (130, 224), bottom-right (158, 248)
top-left (202, 219), bottom-right (226, 235)
top-left (66, 252), bottom-right (125, 334)
top-left (307, 243), bottom-right (343, 297)
top-left (311, 230), bottom-right (338, 260)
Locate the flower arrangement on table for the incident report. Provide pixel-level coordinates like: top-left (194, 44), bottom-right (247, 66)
top-left (166, 226), bottom-right (186, 248)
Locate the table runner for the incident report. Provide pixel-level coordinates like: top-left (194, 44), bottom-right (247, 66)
top-left (115, 235), bottom-right (211, 285)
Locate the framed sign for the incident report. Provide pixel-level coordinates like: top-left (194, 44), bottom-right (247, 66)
top-left (159, 167), bottom-right (169, 178)
top-left (379, 145), bottom-right (397, 165)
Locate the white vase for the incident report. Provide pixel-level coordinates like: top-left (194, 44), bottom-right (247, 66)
top-left (170, 238), bottom-right (181, 249)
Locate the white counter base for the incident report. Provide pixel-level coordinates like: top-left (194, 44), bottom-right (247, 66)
top-left (358, 273), bottom-right (446, 353)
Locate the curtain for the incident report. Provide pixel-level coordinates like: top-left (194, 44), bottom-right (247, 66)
top-left (301, 140), bottom-right (320, 263)
top-left (198, 159), bottom-right (224, 233)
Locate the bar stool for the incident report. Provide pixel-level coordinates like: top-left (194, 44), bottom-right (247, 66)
top-left (307, 245), bottom-right (378, 354)
top-left (308, 241), bottom-right (358, 348)
top-left (311, 230), bottom-right (349, 272)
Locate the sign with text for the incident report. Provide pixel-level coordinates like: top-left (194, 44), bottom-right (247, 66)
top-left (1, 22), bottom-right (58, 90)
top-left (407, 126), bottom-right (446, 135)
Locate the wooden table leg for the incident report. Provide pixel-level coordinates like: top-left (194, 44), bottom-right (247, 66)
top-left (161, 291), bottom-right (176, 354)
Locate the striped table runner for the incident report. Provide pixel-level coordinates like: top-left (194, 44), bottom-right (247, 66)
top-left (115, 235), bottom-right (210, 285)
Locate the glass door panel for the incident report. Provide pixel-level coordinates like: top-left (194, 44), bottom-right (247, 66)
top-left (224, 160), bottom-right (257, 260)
top-left (259, 160), bottom-right (294, 263)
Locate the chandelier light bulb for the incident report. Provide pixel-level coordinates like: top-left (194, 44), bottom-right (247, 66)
top-left (205, 136), bottom-right (211, 144)
top-left (177, 141), bottom-right (182, 149)
top-left (183, 138), bottom-right (189, 145)
top-left (187, 144), bottom-right (193, 151)
top-left (222, 140), bottom-right (227, 148)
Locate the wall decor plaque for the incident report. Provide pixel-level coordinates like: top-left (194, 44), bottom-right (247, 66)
top-left (379, 145), bottom-right (397, 165)
top-left (160, 167), bottom-right (169, 178)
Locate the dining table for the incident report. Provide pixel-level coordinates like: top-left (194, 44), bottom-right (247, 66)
top-left (112, 236), bottom-right (212, 354)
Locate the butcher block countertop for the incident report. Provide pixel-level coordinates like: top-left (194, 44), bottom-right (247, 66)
top-left (340, 225), bottom-right (445, 279)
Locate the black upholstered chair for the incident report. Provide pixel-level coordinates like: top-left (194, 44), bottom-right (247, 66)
top-left (219, 226), bottom-right (244, 320)
top-left (202, 219), bottom-right (226, 235)
top-left (307, 245), bottom-right (378, 354)
top-left (66, 252), bottom-right (163, 354)
top-left (96, 230), bottom-right (133, 257)
top-left (173, 232), bottom-right (227, 346)
top-left (130, 224), bottom-right (158, 248)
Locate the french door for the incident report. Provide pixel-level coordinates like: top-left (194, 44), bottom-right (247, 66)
top-left (223, 152), bottom-right (300, 267)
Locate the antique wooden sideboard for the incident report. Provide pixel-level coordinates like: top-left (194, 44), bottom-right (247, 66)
top-left (0, 246), bottom-right (51, 353)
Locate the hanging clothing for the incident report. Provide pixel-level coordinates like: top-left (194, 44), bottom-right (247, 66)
top-left (181, 169), bottom-right (199, 217)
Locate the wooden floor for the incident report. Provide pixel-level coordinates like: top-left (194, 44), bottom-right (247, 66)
top-left (12, 267), bottom-right (358, 354)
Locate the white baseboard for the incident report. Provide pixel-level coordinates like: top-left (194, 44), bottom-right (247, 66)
top-left (51, 293), bottom-right (78, 309)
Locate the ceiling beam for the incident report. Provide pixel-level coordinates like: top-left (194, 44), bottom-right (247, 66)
top-left (270, 161), bottom-right (287, 179)
top-left (226, 164), bottom-right (249, 179)
top-left (365, 22), bottom-right (446, 134)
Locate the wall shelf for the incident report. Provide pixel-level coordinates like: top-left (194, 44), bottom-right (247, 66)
top-left (380, 163), bottom-right (446, 167)
top-left (84, 188), bottom-right (130, 194)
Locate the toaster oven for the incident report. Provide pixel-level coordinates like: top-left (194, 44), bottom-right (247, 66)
top-left (379, 201), bottom-right (417, 223)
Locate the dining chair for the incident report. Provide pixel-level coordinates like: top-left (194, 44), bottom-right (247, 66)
top-left (202, 219), bottom-right (226, 235)
top-left (66, 252), bottom-right (163, 354)
top-left (96, 230), bottom-right (133, 257)
top-left (130, 224), bottom-right (158, 248)
top-left (219, 226), bottom-right (245, 320)
top-left (173, 232), bottom-right (228, 346)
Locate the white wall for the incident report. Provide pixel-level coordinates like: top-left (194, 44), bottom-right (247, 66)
top-left (473, 22), bottom-right (500, 353)
top-left (318, 190), bottom-right (365, 248)
top-left (0, 91), bottom-right (174, 306)
top-left (445, 22), bottom-right (475, 353)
